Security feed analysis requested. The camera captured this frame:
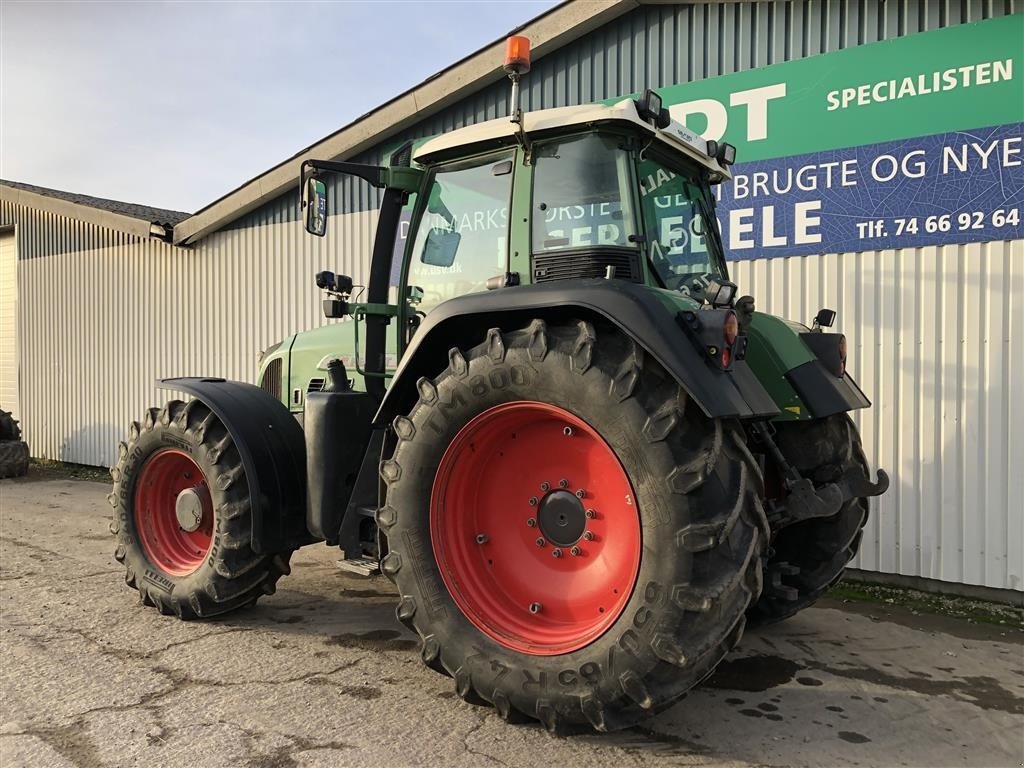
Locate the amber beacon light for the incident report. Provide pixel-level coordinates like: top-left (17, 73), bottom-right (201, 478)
top-left (504, 35), bottom-right (531, 75)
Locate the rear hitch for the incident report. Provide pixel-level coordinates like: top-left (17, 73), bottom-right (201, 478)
top-left (837, 464), bottom-right (890, 500)
top-left (750, 421), bottom-right (887, 529)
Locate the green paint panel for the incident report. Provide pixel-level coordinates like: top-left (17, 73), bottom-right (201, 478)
top-left (743, 312), bottom-right (816, 420)
top-left (648, 286), bottom-right (705, 315)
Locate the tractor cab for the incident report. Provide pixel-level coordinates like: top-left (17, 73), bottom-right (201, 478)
top-left (295, 90), bottom-right (743, 402)
top-left (303, 92), bottom-right (739, 322)
top-left (403, 95), bottom-right (738, 314)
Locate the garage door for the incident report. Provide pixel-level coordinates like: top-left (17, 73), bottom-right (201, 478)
top-left (0, 229), bottom-right (19, 425)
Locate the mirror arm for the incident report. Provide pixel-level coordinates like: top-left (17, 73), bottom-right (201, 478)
top-left (300, 159), bottom-right (387, 189)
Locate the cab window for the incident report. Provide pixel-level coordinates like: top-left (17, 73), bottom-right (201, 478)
top-left (637, 155), bottom-right (727, 292)
top-left (531, 133), bottom-right (638, 253)
top-left (407, 151), bottom-right (514, 313)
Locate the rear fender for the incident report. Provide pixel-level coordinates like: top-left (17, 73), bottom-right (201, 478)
top-left (374, 279), bottom-right (779, 427)
top-left (158, 377), bottom-right (313, 554)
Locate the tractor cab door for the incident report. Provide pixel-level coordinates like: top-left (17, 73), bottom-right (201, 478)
top-left (397, 149), bottom-right (517, 350)
top-left (634, 150), bottom-right (730, 299)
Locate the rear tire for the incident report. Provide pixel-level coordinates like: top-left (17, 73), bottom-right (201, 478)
top-left (380, 319), bottom-right (767, 731)
top-left (747, 414), bottom-right (870, 625)
top-left (109, 399), bottom-right (292, 618)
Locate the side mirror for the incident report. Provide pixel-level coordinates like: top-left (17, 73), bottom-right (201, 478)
top-left (421, 228), bottom-right (461, 267)
top-left (303, 176), bottom-right (328, 237)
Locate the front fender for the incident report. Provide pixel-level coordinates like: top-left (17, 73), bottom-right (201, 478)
top-left (375, 279), bottom-right (779, 427)
top-left (158, 377), bottom-right (313, 554)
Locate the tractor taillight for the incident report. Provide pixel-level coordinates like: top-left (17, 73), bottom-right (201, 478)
top-left (723, 312), bottom-right (738, 346)
top-left (679, 308), bottom-right (743, 371)
top-left (504, 36), bottom-right (531, 75)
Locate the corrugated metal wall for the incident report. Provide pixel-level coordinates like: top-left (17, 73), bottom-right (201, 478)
top-left (0, 230), bottom-right (19, 423)
top-left (732, 243), bottom-right (1024, 592)
top-left (3, 0), bottom-right (1020, 592)
top-left (1, 200), bottom-right (376, 466)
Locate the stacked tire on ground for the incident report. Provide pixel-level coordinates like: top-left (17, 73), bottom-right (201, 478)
top-left (0, 408), bottom-right (29, 478)
top-left (378, 319), bottom-right (770, 731)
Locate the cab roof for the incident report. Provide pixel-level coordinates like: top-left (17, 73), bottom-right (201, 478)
top-left (413, 98), bottom-right (731, 182)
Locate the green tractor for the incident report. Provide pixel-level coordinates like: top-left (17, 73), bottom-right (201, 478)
top-left (109, 38), bottom-right (887, 732)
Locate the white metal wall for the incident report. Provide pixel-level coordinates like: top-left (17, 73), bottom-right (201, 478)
top-left (733, 241), bottom-right (1024, 593)
top-left (1, 200), bottom-right (375, 469)
top-left (0, 229), bottom-right (19, 424)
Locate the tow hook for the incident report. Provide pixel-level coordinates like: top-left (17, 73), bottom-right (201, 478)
top-left (750, 421), bottom-right (887, 528)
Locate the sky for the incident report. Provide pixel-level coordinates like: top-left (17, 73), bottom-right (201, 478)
top-left (0, 0), bottom-right (560, 213)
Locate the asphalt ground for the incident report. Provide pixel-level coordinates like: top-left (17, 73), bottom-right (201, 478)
top-left (1, 476), bottom-right (1022, 768)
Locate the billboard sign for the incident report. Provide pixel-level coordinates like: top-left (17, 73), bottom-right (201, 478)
top-left (655, 14), bottom-right (1023, 258)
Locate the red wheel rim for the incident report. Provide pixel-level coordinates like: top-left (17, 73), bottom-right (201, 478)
top-left (430, 402), bottom-right (641, 655)
top-left (134, 449), bottom-right (214, 576)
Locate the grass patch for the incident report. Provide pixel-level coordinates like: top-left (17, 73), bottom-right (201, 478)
top-left (832, 579), bottom-right (1023, 629)
top-left (22, 458), bottom-right (110, 484)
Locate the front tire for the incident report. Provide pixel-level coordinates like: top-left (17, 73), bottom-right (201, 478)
top-left (109, 399), bottom-right (292, 618)
top-left (379, 320), bottom-right (767, 731)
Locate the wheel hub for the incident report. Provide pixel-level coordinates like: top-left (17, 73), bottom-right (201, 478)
top-left (175, 488), bottom-right (206, 532)
top-left (537, 490), bottom-right (586, 547)
top-left (134, 449), bottom-right (213, 576)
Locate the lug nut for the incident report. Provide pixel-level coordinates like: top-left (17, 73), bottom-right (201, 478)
top-left (475, 533), bottom-right (488, 544)
top-left (528, 496), bottom-right (538, 506)
top-left (575, 489), bottom-right (586, 499)
top-left (585, 508), bottom-right (596, 519)
top-left (529, 602), bottom-right (542, 614)
top-left (540, 482), bottom-right (550, 492)
top-left (535, 537), bottom-right (546, 547)
top-left (571, 546), bottom-right (581, 556)
top-left (552, 548), bottom-right (563, 558)
top-left (559, 479), bottom-right (569, 488)
top-left (584, 531), bottom-right (595, 541)
top-left (527, 517), bottom-right (537, 528)
top-left (563, 426), bottom-right (574, 437)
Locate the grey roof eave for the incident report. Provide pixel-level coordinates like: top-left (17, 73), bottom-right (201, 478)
top-left (0, 183), bottom-right (172, 240)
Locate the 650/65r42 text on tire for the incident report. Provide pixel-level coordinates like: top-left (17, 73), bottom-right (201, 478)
top-left (108, 400), bottom-right (291, 618)
top-left (379, 319), bottom-right (768, 732)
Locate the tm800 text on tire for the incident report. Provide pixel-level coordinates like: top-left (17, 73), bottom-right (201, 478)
top-left (109, 400), bottom-right (291, 618)
top-left (378, 319), bottom-right (768, 732)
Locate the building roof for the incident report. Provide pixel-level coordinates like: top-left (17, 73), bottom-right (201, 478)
top-left (172, 0), bottom-right (641, 245)
top-left (0, 179), bottom-right (190, 227)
